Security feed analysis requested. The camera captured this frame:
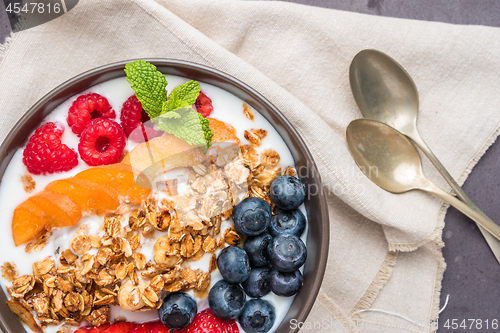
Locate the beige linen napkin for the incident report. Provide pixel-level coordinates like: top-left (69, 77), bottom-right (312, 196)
top-left (1, 0), bottom-right (500, 332)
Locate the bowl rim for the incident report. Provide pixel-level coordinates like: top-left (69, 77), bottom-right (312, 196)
top-left (0, 59), bottom-right (329, 333)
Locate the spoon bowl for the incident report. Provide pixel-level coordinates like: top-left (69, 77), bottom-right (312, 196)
top-left (346, 118), bottom-right (500, 242)
top-left (349, 49), bottom-right (419, 134)
top-left (349, 49), bottom-right (500, 263)
top-left (346, 119), bottom-right (423, 193)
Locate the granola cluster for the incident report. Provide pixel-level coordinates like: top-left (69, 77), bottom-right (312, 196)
top-left (5, 124), bottom-right (294, 331)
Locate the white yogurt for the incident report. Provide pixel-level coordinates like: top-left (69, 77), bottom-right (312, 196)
top-left (0, 76), bottom-right (307, 333)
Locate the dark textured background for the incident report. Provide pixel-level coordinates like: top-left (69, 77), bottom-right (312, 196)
top-left (1, 0), bottom-right (500, 332)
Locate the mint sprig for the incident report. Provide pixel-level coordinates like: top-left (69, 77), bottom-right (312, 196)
top-left (124, 60), bottom-right (213, 149)
top-left (156, 107), bottom-right (209, 147)
top-left (125, 60), bottom-right (168, 119)
top-left (199, 113), bottom-right (214, 148)
top-left (162, 80), bottom-right (201, 114)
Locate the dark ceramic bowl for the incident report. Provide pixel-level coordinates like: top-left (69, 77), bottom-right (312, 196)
top-left (0, 60), bottom-right (329, 333)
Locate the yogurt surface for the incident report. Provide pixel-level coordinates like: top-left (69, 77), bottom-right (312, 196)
top-left (0, 75), bottom-right (307, 333)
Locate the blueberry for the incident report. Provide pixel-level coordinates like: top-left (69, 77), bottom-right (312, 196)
top-left (217, 246), bottom-right (251, 283)
top-left (238, 299), bottom-right (276, 333)
top-left (158, 292), bottom-right (197, 330)
top-left (232, 197), bottom-right (272, 236)
top-left (269, 208), bottom-right (306, 237)
top-left (208, 280), bottom-right (246, 320)
top-left (242, 267), bottom-right (271, 298)
top-left (269, 268), bottom-right (303, 297)
top-left (267, 234), bottom-right (307, 272)
top-left (244, 233), bottom-right (272, 267)
top-left (269, 175), bottom-right (305, 211)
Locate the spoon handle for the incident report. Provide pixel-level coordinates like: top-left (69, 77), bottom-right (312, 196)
top-left (423, 181), bottom-right (500, 242)
top-left (408, 131), bottom-right (473, 204)
top-left (408, 130), bottom-right (500, 260)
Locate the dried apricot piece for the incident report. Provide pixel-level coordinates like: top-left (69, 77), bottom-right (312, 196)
top-left (208, 117), bottom-right (240, 144)
top-left (45, 178), bottom-right (120, 215)
top-left (31, 191), bottom-right (82, 228)
top-left (75, 163), bottom-right (150, 205)
top-left (12, 200), bottom-right (49, 246)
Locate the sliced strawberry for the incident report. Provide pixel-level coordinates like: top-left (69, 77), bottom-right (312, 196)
top-left (129, 321), bottom-right (157, 333)
top-left (182, 309), bottom-right (239, 333)
top-left (74, 329), bottom-right (88, 333)
top-left (151, 321), bottom-right (170, 333)
top-left (101, 322), bottom-right (134, 333)
top-left (91, 323), bottom-right (111, 332)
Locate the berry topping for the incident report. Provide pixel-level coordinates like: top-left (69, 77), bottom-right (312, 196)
top-left (269, 175), bottom-right (306, 211)
top-left (217, 246), bottom-right (251, 284)
top-left (208, 280), bottom-right (246, 320)
top-left (232, 197), bottom-right (272, 236)
top-left (244, 233), bottom-right (272, 267)
top-left (241, 267), bottom-right (271, 298)
top-left (78, 118), bottom-right (126, 166)
top-left (67, 93), bottom-right (116, 135)
top-left (238, 299), bottom-right (275, 333)
top-left (128, 322), bottom-right (157, 333)
top-left (182, 309), bottom-right (239, 333)
top-left (269, 268), bottom-right (303, 297)
top-left (101, 322), bottom-right (134, 333)
top-left (269, 208), bottom-right (307, 237)
top-left (120, 95), bottom-right (162, 142)
top-left (87, 322), bottom-right (110, 333)
top-left (158, 292), bottom-right (197, 330)
top-left (22, 122), bottom-right (78, 175)
top-left (194, 91), bottom-right (214, 117)
top-left (151, 322), bottom-right (170, 333)
top-left (75, 321), bottom-right (172, 333)
top-left (267, 234), bottom-right (307, 273)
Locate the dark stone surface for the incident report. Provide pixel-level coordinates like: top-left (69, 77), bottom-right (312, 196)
top-left (1, 1), bottom-right (500, 332)
top-left (0, 1), bottom-right (12, 43)
top-left (439, 143), bottom-right (500, 332)
top-left (276, 0), bottom-right (500, 27)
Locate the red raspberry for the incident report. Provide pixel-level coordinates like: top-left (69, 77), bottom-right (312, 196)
top-left (67, 93), bottom-right (116, 135)
top-left (194, 91), bottom-right (214, 118)
top-left (120, 95), bottom-right (162, 142)
top-left (22, 122), bottom-right (78, 175)
top-left (78, 118), bottom-right (126, 166)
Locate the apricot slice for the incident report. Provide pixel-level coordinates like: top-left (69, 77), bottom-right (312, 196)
top-left (208, 117), bottom-right (240, 144)
top-left (31, 191), bottom-right (82, 228)
top-left (45, 178), bottom-right (120, 215)
top-left (122, 134), bottom-right (206, 180)
top-left (12, 201), bottom-right (50, 246)
top-left (74, 163), bottom-right (151, 205)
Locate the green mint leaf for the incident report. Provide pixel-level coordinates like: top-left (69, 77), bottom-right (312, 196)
top-left (124, 60), bottom-right (168, 119)
top-left (159, 111), bottom-right (182, 120)
top-left (172, 80), bottom-right (201, 106)
top-left (199, 113), bottom-right (214, 148)
top-left (155, 107), bottom-right (210, 149)
top-left (162, 80), bottom-right (201, 114)
top-left (161, 92), bottom-right (191, 115)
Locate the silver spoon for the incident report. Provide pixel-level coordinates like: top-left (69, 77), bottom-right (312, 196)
top-left (346, 119), bottom-right (500, 242)
top-left (349, 49), bottom-right (500, 262)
